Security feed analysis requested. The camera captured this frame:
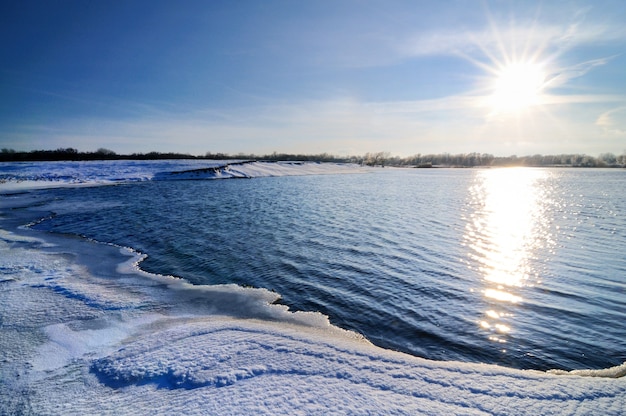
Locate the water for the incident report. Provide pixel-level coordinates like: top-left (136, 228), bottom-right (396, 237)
top-left (30, 167), bottom-right (626, 371)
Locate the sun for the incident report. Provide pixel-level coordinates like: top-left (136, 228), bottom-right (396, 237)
top-left (488, 62), bottom-right (547, 114)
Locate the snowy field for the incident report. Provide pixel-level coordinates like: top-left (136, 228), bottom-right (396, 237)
top-left (1, 160), bottom-right (625, 415)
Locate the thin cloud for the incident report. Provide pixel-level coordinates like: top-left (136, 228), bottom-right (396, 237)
top-left (400, 21), bottom-right (623, 59)
top-left (546, 56), bottom-right (618, 89)
top-left (596, 106), bottom-right (626, 135)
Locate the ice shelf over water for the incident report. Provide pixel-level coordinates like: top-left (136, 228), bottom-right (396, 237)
top-left (1, 160), bottom-right (625, 415)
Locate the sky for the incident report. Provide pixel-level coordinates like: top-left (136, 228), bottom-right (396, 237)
top-left (1, 0), bottom-right (625, 157)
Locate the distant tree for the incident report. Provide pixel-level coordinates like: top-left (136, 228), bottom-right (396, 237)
top-left (363, 151), bottom-right (390, 166)
top-left (55, 147), bottom-right (77, 154)
top-left (598, 153), bottom-right (617, 166)
top-left (95, 148), bottom-right (116, 156)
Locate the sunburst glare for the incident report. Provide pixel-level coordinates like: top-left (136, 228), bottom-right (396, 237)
top-left (488, 62), bottom-right (547, 114)
top-left (460, 8), bottom-right (564, 120)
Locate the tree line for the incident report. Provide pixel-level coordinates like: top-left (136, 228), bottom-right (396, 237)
top-left (378, 152), bottom-right (626, 168)
top-left (1, 147), bottom-right (625, 168)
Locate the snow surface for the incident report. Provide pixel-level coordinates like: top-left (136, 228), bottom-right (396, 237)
top-left (1, 161), bottom-right (625, 415)
top-left (0, 160), bottom-right (365, 192)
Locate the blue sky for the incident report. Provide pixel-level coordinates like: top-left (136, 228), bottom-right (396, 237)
top-left (1, 0), bottom-right (625, 156)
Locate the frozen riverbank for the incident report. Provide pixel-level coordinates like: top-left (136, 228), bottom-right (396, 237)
top-left (0, 226), bottom-right (626, 415)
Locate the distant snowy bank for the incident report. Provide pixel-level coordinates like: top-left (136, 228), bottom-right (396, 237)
top-left (153, 160), bottom-right (362, 180)
top-left (0, 160), bottom-right (365, 192)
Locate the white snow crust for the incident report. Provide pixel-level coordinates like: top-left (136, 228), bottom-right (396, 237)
top-left (1, 161), bottom-right (625, 415)
top-left (0, 160), bottom-right (364, 192)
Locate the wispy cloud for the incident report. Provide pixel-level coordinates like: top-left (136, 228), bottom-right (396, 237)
top-left (399, 20), bottom-right (625, 60)
top-left (545, 56), bottom-right (619, 89)
top-left (596, 106), bottom-right (626, 136)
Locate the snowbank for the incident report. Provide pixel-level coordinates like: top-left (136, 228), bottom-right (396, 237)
top-left (0, 160), bottom-right (365, 192)
top-left (153, 160), bottom-right (363, 180)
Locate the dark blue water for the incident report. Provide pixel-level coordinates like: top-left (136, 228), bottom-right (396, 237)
top-left (32, 168), bottom-right (626, 371)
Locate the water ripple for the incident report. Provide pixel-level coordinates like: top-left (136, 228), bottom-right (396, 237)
top-left (32, 168), bottom-right (626, 371)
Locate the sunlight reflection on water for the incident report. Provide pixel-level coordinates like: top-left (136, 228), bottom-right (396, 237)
top-left (466, 168), bottom-right (554, 346)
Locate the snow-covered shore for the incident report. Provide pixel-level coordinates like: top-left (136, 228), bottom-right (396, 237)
top-left (1, 161), bottom-right (625, 414)
top-left (0, 160), bottom-right (365, 192)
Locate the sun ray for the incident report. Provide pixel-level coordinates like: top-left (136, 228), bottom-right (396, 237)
top-left (483, 3), bottom-right (512, 67)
